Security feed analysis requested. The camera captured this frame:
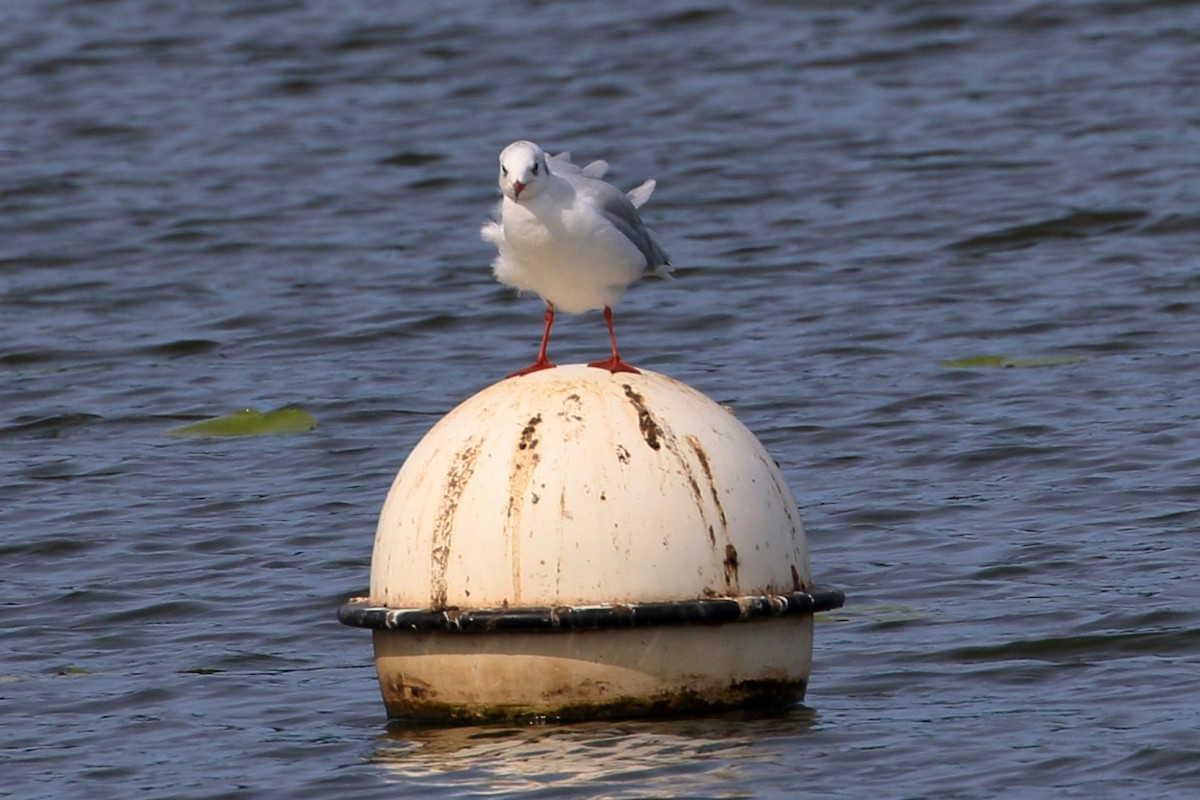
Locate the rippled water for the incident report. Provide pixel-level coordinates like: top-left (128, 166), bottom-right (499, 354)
top-left (4, 1), bottom-right (1200, 797)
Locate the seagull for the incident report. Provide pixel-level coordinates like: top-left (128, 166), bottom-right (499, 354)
top-left (482, 140), bottom-right (672, 377)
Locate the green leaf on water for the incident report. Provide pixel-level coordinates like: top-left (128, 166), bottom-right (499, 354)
top-left (164, 407), bottom-right (317, 438)
top-left (940, 354), bottom-right (1085, 369)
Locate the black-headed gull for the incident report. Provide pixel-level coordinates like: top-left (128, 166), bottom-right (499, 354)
top-left (482, 140), bottom-right (672, 376)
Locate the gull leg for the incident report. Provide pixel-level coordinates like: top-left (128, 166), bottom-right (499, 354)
top-left (507, 303), bottom-right (557, 378)
top-left (588, 306), bottom-right (640, 375)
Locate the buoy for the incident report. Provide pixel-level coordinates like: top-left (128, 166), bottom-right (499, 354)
top-left (338, 365), bottom-right (843, 722)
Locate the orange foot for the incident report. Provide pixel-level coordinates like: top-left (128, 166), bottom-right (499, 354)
top-left (506, 358), bottom-right (556, 378)
top-left (587, 356), bottom-right (640, 375)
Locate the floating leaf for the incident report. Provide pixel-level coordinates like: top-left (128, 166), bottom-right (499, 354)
top-left (940, 354), bottom-right (1085, 369)
top-left (164, 407), bottom-right (317, 438)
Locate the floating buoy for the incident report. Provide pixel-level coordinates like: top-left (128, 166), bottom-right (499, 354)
top-left (338, 365), bottom-right (843, 722)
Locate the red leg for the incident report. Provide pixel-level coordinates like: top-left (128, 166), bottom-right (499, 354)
top-left (507, 303), bottom-right (557, 378)
top-left (588, 306), bottom-right (640, 374)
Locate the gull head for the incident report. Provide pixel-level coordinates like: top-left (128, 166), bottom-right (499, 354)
top-left (498, 140), bottom-right (549, 202)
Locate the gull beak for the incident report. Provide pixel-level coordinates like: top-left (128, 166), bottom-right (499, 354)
top-left (512, 180), bottom-right (525, 199)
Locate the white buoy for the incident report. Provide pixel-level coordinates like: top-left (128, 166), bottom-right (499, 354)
top-left (339, 365), bottom-right (842, 722)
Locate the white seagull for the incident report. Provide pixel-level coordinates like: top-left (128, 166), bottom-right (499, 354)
top-left (482, 140), bottom-right (672, 376)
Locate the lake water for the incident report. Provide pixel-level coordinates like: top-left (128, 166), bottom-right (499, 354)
top-left (3, 0), bottom-right (1200, 797)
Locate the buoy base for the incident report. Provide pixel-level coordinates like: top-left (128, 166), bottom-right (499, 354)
top-left (370, 616), bottom-right (813, 723)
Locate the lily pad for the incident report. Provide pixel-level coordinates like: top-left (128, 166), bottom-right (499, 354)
top-left (940, 354), bottom-right (1085, 369)
top-left (57, 666), bottom-right (92, 677)
top-left (165, 407), bottom-right (317, 438)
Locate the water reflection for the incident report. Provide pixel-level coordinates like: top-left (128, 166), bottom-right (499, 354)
top-left (370, 707), bottom-right (818, 798)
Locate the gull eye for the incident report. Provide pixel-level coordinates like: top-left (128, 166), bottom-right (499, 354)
top-left (501, 165), bottom-right (508, 176)
top-left (532, 162), bottom-right (540, 175)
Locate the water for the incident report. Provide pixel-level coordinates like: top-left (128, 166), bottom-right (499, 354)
top-left (3, 0), bottom-right (1199, 797)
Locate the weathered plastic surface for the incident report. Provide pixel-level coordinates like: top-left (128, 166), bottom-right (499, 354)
top-left (370, 616), bottom-right (814, 723)
top-left (360, 364), bottom-right (834, 722)
top-left (370, 365), bottom-right (812, 610)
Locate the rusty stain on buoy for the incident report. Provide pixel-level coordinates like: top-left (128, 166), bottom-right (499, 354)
top-left (623, 384), bottom-right (664, 451)
top-left (429, 439), bottom-right (481, 610)
top-left (723, 543), bottom-right (740, 594)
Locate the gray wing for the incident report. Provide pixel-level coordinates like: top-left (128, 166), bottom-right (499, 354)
top-left (599, 186), bottom-right (671, 273)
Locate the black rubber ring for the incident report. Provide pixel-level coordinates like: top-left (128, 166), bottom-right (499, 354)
top-left (337, 587), bottom-right (844, 634)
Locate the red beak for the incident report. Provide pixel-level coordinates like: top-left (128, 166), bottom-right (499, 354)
top-left (512, 180), bottom-right (525, 199)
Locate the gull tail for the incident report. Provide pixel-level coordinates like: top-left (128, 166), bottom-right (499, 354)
top-left (626, 179), bottom-right (656, 209)
top-left (548, 151), bottom-right (610, 179)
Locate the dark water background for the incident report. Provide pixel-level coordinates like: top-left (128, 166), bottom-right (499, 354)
top-left (4, 1), bottom-right (1200, 797)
